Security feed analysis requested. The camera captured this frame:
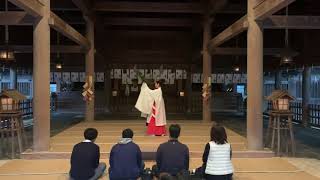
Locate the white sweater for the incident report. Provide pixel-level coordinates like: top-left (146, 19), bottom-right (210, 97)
top-left (205, 141), bottom-right (234, 175)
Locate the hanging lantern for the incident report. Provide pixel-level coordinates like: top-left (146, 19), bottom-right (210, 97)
top-left (55, 32), bottom-right (63, 70)
top-left (279, 47), bottom-right (297, 66)
top-left (0, 47), bottom-right (15, 62)
top-left (55, 61), bottom-right (63, 69)
top-left (279, 4), bottom-right (298, 67)
top-left (233, 38), bottom-right (240, 72)
top-left (0, 1), bottom-right (15, 64)
top-left (233, 65), bottom-right (240, 72)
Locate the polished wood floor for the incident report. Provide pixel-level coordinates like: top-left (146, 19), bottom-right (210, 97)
top-left (22, 120), bottom-right (273, 159)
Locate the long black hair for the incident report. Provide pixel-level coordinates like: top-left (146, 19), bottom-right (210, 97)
top-left (210, 125), bottom-right (228, 144)
top-left (155, 79), bottom-right (165, 87)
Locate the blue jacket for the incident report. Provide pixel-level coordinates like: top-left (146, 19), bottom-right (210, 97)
top-left (109, 140), bottom-right (143, 180)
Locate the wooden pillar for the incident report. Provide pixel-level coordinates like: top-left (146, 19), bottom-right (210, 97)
top-left (85, 17), bottom-right (95, 121)
top-left (275, 70), bottom-right (282, 90)
top-left (302, 66), bottom-right (311, 127)
top-left (186, 66), bottom-right (193, 114)
top-left (10, 67), bottom-right (17, 89)
top-left (33, 0), bottom-right (50, 151)
top-left (202, 16), bottom-right (212, 123)
top-left (104, 67), bottom-right (111, 113)
top-left (247, 0), bottom-right (264, 150)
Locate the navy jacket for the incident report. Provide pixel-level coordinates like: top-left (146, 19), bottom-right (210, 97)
top-left (70, 141), bottom-right (100, 180)
top-left (109, 141), bottom-right (143, 179)
top-left (156, 139), bottom-right (189, 175)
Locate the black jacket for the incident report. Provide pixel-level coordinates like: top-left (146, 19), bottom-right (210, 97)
top-left (156, 139), bottom-right (189, 176)
top-left (70, 141), bottom-right (100, 180)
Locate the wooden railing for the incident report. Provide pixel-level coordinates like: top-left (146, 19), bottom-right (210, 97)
top-left (309, 104), bottom-right (320, 127)
top-left (267, 101), bottom-right (320, 128)
top-left (291, 102), bottom-right (303, 123)
top-left (18, 99), bottom-right (33, 118)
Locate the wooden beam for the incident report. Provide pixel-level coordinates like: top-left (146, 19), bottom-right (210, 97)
top-left (264, 16), bottom-right (320, 29)
top-left (212, 47), bottom-right (282, 55)
top-left (0, 45), bottom-right (85, 53)
top-left (254, 0), bottom-right (295, 20)
top-left (104, 17), bottom-right (194, 27)
top-left (93, 1), bottom-right (203, 14)
top-left (0, 11), bottom-right (34, 25)
top-left (49, 12), bottom-right (90, 49)
top-left (208, 15), bottom-right (248, 49)
top-left (8, 0), bottom-right (43, 17)
top-left (1, 45), bottom-right (284, 56)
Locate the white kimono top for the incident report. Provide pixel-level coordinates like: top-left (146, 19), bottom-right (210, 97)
top-left (135, 82), bottom-right (167, 126)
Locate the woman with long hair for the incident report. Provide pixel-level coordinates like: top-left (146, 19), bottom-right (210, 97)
top-left (135, 79), bottom-right (166, 136)
top-left (202, 125), bottom-right (234, 180)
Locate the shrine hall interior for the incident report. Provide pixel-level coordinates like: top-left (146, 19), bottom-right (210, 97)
top-left (1, 1), bottom-right (320, 179)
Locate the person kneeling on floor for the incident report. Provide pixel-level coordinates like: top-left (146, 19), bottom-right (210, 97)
top-left (70, 128), bottom-right (106, 180)
top-left (109, 128), bottom-right (144, 180)
top-left (153, 124), bottom-right (190, 177)
top-left (202, 125), bottom-right (234, 180)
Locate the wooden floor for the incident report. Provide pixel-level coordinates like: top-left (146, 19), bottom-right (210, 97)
top-left (4, 121), bottom-right (320, 179)
top-left (22, 120), bottom-right (273, 159)
top-left (0, 158), bottom-right (319, 180)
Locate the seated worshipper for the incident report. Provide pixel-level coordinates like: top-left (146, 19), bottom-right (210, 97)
top-left (70, 128), bottom-right (106, 180)
top-left (109, 128), bottom-right (144, 180)
top-left (202, 125), bottom-right (234, 180)
top-left (159, 172), bottom-right (174, 180)
top-left (155, 124), bottom-right (189, 176)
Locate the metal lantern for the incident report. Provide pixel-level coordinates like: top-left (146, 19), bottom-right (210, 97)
top-left (233, 65), bottom-right (240, 72)
top-left (279, 4), bottom-right (298, 67)
top-left (55, 62), bottom-right (63, 69)
top-left (0, 47), bottom-right (15, 62)
top-left (112, 90), bottom-right (118, 97)
top-left (0, 0), bottom-right (15, 65)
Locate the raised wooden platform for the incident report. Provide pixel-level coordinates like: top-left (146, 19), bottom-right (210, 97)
top-left (22, 120), bottom-right (274, 159)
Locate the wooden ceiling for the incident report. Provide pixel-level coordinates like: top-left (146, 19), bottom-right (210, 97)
top-left (0, 0), bottom-right (320, 72)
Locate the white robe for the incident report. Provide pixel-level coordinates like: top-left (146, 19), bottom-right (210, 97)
top-left (135, 82), bottom-right (167, 126)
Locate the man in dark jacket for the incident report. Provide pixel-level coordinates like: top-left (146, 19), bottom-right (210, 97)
top-left (109, 128), bottom-right (144, 180)
top-left (155, 124), bottom-right (189, 176)
top-left (70, 128), bottom-right (106, 180)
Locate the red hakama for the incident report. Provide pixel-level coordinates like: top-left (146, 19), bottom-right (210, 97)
top-left (147, 102), bottom-right (166, 135)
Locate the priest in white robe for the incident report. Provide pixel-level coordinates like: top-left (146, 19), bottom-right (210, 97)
top-left (135, 80), bottom-right (166, 136)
